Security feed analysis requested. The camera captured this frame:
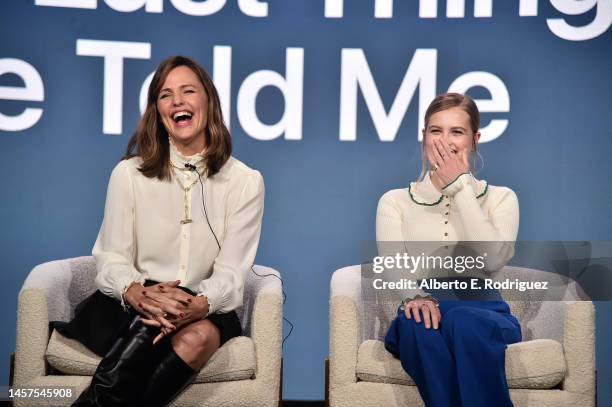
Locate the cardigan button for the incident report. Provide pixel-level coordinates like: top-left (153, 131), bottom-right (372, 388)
top-left (445, 212), bottom-right (449, 216)
top-left (444, 232), bottom-right (448, 237)
top-left (444, 221), bottom-right (448, 224)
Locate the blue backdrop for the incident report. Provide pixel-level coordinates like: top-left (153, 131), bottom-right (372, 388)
top-left (1, 0), bottom-right (611, 402)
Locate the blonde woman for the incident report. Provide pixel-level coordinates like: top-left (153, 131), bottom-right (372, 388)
top-left (377, 93), bottom-right (520, 407)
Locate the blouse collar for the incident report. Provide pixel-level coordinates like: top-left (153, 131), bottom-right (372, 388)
top-left (408, 172), bottom-right (488, 206)
top-left (168, 138), bottom-right (207, 173)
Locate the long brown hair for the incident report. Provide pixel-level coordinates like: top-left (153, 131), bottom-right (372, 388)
top-left (124, 56), bottom-right (232, 179)
top-left (419, 93), bottom-right (480, 180)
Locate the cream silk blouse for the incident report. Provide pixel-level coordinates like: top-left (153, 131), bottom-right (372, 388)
top-left (92, 144), bottom-right (264, 314)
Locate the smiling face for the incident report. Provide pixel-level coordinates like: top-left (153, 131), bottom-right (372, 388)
top-left (423, 106), bottom-right (480, 160)
top-left (157, 65), bottom-right (209, 155)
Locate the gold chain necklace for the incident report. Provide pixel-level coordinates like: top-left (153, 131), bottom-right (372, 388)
top-left (170, 161), bottom-right (204, 224)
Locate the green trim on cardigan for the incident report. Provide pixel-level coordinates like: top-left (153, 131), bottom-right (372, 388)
top-left (407, 184), bottom-right (444, 206)
top-left (442, 172), bottom-right (470, 191)
top-left (408, 176), bottom-right (489, 206)
top-left (476, 182), bottom-right (489, 199)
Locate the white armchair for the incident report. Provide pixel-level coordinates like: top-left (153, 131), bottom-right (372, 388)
top-left (327, 265), bottom-right (595, 407)
top-left (13, 256), bottom-right (283, 407)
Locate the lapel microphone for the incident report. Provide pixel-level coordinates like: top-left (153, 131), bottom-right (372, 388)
top-left (184, 163), bottom-right (197, 171)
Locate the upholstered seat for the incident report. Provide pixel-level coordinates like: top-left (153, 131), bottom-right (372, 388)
top-left (13, 256), bottom-right (283, 407)
top-left (328, 265), bottom-right (595, 407)
top-left (355, 338), bottom-right (566, 389)
top-left (46, 330), bottom-right (257, 384)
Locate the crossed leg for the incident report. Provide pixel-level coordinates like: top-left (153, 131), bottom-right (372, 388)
top-left (134, 319), bottom-right (221, 407)
top-left (171, 319), bottom-right (221, 369)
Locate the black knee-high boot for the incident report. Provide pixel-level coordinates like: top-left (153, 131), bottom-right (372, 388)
top-left (135, 347), bottom-right (198, 407)
top-left (72, 320), bottom-right (169, 407)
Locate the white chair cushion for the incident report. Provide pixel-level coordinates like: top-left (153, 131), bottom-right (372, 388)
top-left (45, 330), bottom-right (256, 383)
top-left (356, 339), bottom-right (566, 389)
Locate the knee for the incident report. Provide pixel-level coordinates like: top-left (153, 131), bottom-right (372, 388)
top-left (395, 312), bottom-right (437, 338)
top-left (441, 307), bottom-right (491, 343)
top-left (396, 312), bottom-right (418, 332)
top-left (172, 322), bottom-right (217, 353)
top-left (387, 313), bottom-right (444, 358)
top-left (443, 306), bottom-right (482, 326)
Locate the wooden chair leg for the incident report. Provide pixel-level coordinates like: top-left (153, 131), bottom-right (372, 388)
top-left (9, 352), bottom-right (15, 386)
top-left (8, 353), bottom-right (15, 407)
top-left (324, 358), bottom-right (329, 407)
top-left (279, 357), bottom-right (283, 407)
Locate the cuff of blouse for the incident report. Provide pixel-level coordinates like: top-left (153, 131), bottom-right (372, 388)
top-left (196, 293), bottom-right (212, 318)
top-left (120, 280), bottom-right (142, 312)
top-left (442, 172), bottom-right (472, 196)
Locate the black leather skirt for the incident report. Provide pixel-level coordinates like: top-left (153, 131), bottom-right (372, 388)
top-left (51, 281), bottom-right (242, 357)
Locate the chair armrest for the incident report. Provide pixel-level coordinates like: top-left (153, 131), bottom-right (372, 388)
top-left (14, 288), bottom-right (50, 385)
top-left (247, 266), bottom-right (283, 390)
top-left (22, 256), bottom-right (96, 323)
top-left (485, 266), bottom-right (595, 396)
top-left (329, 296), bottom-right (360, 389)
top-left (560, 301), bottom-right (595, 395)
top-left (15, 256), bottom-right (96, 386)
top-left (329, 266), bottom-right (363, 388)
top-left (517, 297), bottom-right (595, 396)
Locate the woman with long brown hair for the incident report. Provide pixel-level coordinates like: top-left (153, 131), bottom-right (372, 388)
top-left (377, 93), bottom-right (521, 406)
top-left (55, 55), bottom-right (264, 406)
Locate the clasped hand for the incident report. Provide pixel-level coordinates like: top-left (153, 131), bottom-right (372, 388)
top-left (404, 298), bottom-right (441, 330)
top-left (124, 280), bottom-right (209, 343)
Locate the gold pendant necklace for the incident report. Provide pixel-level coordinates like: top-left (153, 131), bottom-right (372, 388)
top-left (170, 161), bottom-right (202, 225)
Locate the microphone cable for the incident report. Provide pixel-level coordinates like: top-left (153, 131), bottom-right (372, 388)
top-left (189, 164), bottom-right (294, 346)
